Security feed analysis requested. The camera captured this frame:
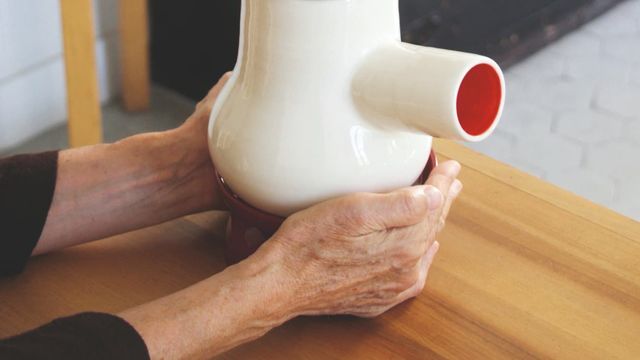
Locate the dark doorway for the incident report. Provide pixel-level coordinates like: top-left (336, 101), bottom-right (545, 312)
top-left (150, 0), bottom-right (625, 101)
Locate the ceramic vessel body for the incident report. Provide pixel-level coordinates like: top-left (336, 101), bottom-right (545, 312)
top-left (208, 0), bottom-right (504, 217)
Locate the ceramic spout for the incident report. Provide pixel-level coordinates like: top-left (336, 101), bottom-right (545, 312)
top-left (353, 42), bottom-right (505, 142)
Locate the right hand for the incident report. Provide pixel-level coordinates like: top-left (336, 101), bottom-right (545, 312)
top-left (119, 160), bottom-right (462, 360)
top-left (264, 160), bottom-right (462, 318)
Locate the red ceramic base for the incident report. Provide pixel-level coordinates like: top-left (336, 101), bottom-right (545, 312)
top-left (216, 150), bottom-right (438, 265)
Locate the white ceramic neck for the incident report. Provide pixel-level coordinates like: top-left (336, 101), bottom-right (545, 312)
top-left (236, 0), bottom-right (401, 83)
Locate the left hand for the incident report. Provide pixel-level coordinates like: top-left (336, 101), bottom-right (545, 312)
top-left (172, 72), bottom-right (233, 210)
top-left (182, 72), bottom-right (233, 142)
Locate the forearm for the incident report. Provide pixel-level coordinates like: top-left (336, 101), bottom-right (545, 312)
top-left (120, 245), bottom-right (296, 359)
top-left (34, 128), bottom-right (223, 255)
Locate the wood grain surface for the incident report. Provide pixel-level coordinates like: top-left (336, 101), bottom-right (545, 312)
top-left (1, 140), bottom-right (638, 359)
top-left (59, 0), bottom-right (103, 147)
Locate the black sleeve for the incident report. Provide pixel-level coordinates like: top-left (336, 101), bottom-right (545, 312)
top-left (0, 151), bottom-right (58, 276)
top-left (0, 153), bottom-right (150, 359)
top-left (0, 312), bottom-right (149, 360)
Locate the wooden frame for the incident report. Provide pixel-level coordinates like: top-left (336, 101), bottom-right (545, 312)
top-left (59, 0), bottom-right (150, 148)
top-left (119, 0), bottom-right (151, 112)
top-left (59, 0), bottom-right (103, 147)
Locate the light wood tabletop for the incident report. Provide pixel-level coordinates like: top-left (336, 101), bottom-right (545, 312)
top-left (1, 140), bottom-right (639, 359)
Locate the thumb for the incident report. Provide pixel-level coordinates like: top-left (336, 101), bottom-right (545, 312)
top-left (354, 185), bottom-right (443, 232)
top-left (201, 72), bottom-right (232, 109)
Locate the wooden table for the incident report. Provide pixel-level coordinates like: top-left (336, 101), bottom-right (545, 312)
top-left (1, 140), bottom-right (639, 359)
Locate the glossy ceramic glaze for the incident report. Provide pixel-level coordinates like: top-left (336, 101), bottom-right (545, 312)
top-left (209, 0), bottom-right (505, 217)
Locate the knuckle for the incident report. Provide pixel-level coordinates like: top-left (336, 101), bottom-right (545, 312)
top-left (418, 236), bottom-right (430, 255)
top-left (395, 245), bottom-right (421, 265)
top-left (278, 213), bottom-right (317, 240)
top-left (342, 195), bottom-right (371, 227)
top-left (350, 211), bottom-right (368, 228)
top-left (437, 217), bottom-right (446, 232)
top-left (399, 190), bottom-right (426, 219)
top-left (396, 271), bottom-right (419, 291)
top-left (371, 289), bottom-right (400, 303)
top-left (386, 280), bottom-right (408, 294)
top-left (358, 312), bottom-right (378, 319)
top-left (362, 307), bottom-right (388, 318)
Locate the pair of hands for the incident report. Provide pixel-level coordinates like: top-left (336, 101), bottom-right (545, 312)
top-left (180, 73), bottom-right (462, 318)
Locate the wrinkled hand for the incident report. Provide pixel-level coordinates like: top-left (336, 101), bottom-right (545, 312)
top-left (171, 72), bottom-right (232, 210)
top-left (268, 161), bottom-right (462, 318)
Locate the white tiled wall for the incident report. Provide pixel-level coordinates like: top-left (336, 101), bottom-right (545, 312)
top-left (0, 0), bottom-right (120, 151)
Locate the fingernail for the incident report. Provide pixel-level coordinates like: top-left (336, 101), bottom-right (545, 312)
top-left (424, 186), bottom-right (443, 210)
top-left (449, 161), bottom-right (462, 176)
top-left (451, 179), bottom-right (463, 196)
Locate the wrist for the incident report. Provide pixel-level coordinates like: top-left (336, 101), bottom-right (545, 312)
top-left (179, 247), bottom-right (297, 357)
top-left (170, 121), bottom-right (224, 211)
top-left (121, 246), bottom-right (297, 359)
top-left (118, 127), bottom-right (219, 214)
top-left (229, 243), bottom-right (302, 325)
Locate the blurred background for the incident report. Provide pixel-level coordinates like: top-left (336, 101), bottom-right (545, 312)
top-left (0, 0), bottom-right (638, 220)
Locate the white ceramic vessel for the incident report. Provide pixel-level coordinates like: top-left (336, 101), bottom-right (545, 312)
top-left (209, 0), bottom-right (505, 217)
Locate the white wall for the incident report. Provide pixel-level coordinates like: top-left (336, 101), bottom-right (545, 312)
top-left (0, 0), bottom-right (120, 151)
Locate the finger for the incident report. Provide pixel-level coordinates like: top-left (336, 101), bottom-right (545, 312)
top-left (349, 243), bottom-right (440, 319)
top-left (420, 240), bottom-right (440, 281)
top-left (425, 160), bottom-right (461, 197)
top-left (213, 71), bottom-right (232, 91)
top-left (424, 161), bottom-right (460, 231)
top-left (202, 72), bottom-right (233, 106)
top-left (396, 241), bottom-right (440, 302)
top-left (346, 185), bottom-right (443, 232)
top-left (415, 241), bottom-right (440, 293)
top-left (437, 179), bottom-right (462, 232)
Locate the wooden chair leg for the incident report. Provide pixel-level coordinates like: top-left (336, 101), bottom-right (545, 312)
top-left (119, 0), bottom-right (150, 112)
top-left (60, 0), bottom-right (103, 147)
